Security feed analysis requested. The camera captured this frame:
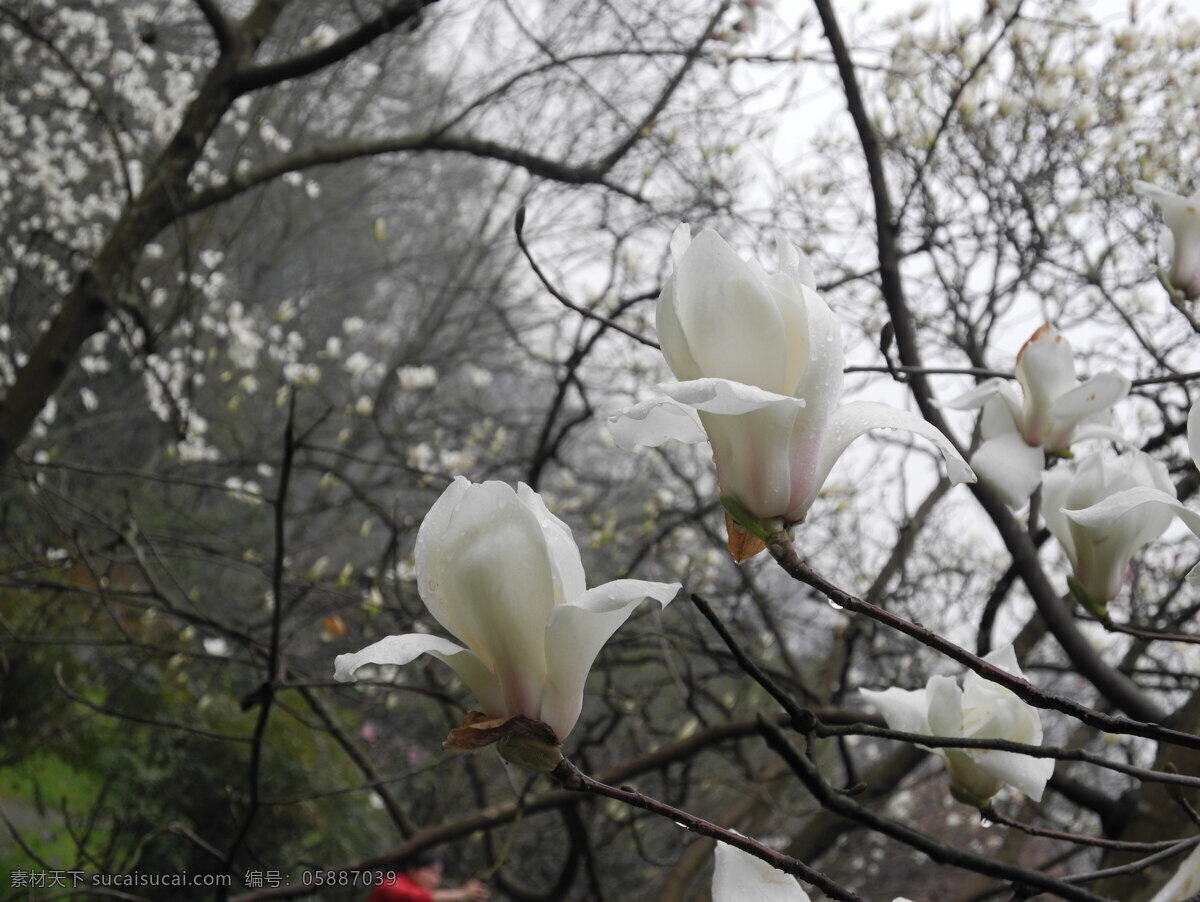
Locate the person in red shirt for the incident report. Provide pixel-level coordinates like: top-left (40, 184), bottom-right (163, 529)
top-left (367, 852), bottom-right (487, 902)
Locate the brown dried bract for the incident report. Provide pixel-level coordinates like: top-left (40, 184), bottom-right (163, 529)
top-left (442, 711), bottom-right (559, 751)
top-left (725, 512), bottom-right (767, 563)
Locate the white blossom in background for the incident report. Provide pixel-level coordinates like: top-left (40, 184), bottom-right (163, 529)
top-left (203, 637), bottom-right (231, 657)
top-left (335, 478), bottom-right (679, 745)
top-left (344, 351), bottom-right (374, 380)
top-left (223, 477), bottom-right (263, 505)
top-left (1134, 179), bottom-right (1200, 299)
top-left (398, 364), bottom-right (438, 390)
top-left (301, 24), bottom-right (339, 49)
top-left (406, 443), bottom-right (435, 471)
top-left (283, 362), bottom-right (321, 386)
top-left (465, 365), bottom-right (493, 389)
top-left (226, 303), bottom-right (264, 371)
top-left (862, 645), bottom-right (1054, 807)
top-left (944, 324), bottom-right (1130, 508)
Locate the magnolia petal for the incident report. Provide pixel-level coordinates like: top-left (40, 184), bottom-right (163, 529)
top-left (517, 483), bottom-right (587, 606)
top-left (1071, 420), bottom-right (1131, 447)
top-left (969, 643), bottom-right (1027, 686)
top-left (334, 634), bottom-right (504, 718)
top-left (1135, 181), bottom-right (1200, 298)
top-left (925, 674), bottom-right (966, 738)
top-left (659, 378), bottom-right (806, 414)
top-left (669, 220), bottom-right (692, 262)
top-left (786, 283), bottom-right (845, 448)
top-left (1064, 486), bottom-right (1200, 538)
top-left (1041, 466), bottom-right (1077, 564)
top-left (671, 230), bottom-right (791, 392)
top-left (1189, 403), bottom-right (1200, 470)
top-left (1049, 371), bottom-right (1131, 420)
top-left (656, 278), bottom-right (704, 383)
top-left (1016, 324), bottom-right (1077, 411)
top-left (969, 747), bottom-right (1055, 802)
top-left (712, 836), bottom-right (811, 902)
top-left (772, 230), bottom-right (817, 290)
top-left (961, 645), bottom-right (1041, 739)
top-left (416, 480), bottom-right (556, 719)
top-left (803, 401), bottom-right (974, 520)
top-left (861, 686), bottom-right (931, 736)
top-left (703, 401), bottom-right (812, 519)
top-left (608, 396), bottom-right (708, 448)
top-left (978, 393), bottom-right (1022, 442)
top-left (970, 431), bottom-right (1045, 508)
top-left (541, 580), bottom-right (679, 740)
top-left (414, 475), bottom-right (473, 632)
top-left (942, 377), bottom-right (1011, 411)
top-left (608, 378), bottom-right (809, 452)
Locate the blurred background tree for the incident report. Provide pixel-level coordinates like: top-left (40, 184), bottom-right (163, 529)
top-left (2, 0), bottom-right (1199, 900)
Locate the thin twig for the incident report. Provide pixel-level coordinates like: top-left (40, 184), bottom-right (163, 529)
top-left (221, 395), bottom-right (298, 886)
top-left (982, 804), bottom-right (1194, 852)
top-left (766, 530), bottom-right (1200, 751)
top-left (549, 757), bottom-right (864, 902)
top-left (758, 720), bottom-right (1110, 902)
top-left (513, 207), bottom-right (659, 349)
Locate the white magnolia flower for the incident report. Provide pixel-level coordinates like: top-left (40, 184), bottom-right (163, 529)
top-left (712, 837), bottom-right (810, 902)
top-left (1060, 404), bottom-right (1200, 598)
top-left (1134, 180), bottom-right (1200, 300)
top-left (335, 477), bottom-right (679, 743)
top-left (944, 324), bottom-right (1129, 508)
top-left (609, 226), bottom-right (972, 528)
top-left (1150, 844), bottom-right (1200, 902)
top-left (1044, 451), bottom-right (1178, 607)
top-left (861, 645), bottom-right (1055, 806)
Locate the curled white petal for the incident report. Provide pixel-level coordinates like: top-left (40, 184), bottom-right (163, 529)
top-left (541, 579), bottom-right (678, 740)
top-left (608, 396), bottom-right (707, 448)
top-left (334, 633), bottom-right (504, 717)
top-left (860, 686), bottom-right (932, 737)
top-left (1049, 371), bottom-right (1132, 421)
top-left (1065, 485), bottom-right (1200, 537)
top-left (942, 377), bottom-right (1013, 411)
top-left (801, 401), bottom-right (974, 520)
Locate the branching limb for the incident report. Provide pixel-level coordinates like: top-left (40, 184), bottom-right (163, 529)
top-left (758, 720), bottom-right (1110, 902)
top-left (765, 529), bottom-right (1189, 748)
top-left (549, 756), bottom-right (864, 902)
top-left (231, 0), bottom-right (437, 95)
top-left (514, 207), bottom-right (659, 349)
